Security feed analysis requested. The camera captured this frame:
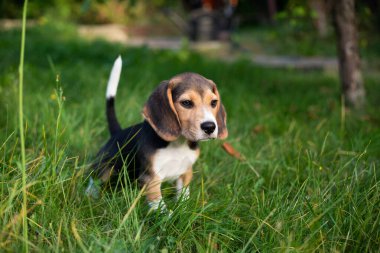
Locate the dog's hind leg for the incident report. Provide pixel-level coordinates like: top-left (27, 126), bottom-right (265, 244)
top-left (85, 165), bottom-right (115, 199)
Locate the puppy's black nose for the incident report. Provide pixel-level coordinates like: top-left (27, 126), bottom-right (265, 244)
top-left (201, 122), bottom-right (216, 135)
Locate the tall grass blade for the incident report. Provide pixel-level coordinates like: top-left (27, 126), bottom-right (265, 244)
top-left (18, 0), bottom-right (29, 252)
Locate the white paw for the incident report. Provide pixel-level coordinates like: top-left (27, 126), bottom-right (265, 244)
top-left (148, 198), bottom-right (168, 213)
top-left (176, 187), bottom-right (190, 201)
top-left (85, 177), bottom-right (101, 199)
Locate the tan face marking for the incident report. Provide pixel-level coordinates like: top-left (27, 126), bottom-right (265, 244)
top-left (144, 72), bottom-right (227, 141)
top-left (173, 87), bottom-right (219, 141)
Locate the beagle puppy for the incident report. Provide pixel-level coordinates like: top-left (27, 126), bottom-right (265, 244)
top-left (85, 56), bottom-right (228, 212)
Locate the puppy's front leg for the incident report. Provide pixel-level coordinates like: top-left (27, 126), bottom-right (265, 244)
top-left (176, 167), bottom-right (193, 201)
top-left (145, 176), bottom-right (166, 211)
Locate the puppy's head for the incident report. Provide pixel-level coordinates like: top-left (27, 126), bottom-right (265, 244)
top-left (143, 73), bottom-right (228, 142)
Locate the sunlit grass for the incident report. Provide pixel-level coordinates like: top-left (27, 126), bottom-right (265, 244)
top-left (0, 22), bottom-right (380, 252)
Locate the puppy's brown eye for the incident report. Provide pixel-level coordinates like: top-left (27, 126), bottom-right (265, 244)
top-left (211, 100), bottom-right (218, 108)
top-left (180, 100), bottom-right (194, 109)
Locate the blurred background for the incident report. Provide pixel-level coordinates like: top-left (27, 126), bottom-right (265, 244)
top-left (1, 0), bottom-right (379, 56)
top-left (1, 0), bottom-right (380, 113)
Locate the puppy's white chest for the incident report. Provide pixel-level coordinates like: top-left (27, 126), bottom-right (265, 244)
top-left (152, 142), bottom-right (198, 180)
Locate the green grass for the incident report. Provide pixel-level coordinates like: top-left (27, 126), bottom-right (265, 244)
top-left (17, 1), bottom-right (29, 252)
top-left (1, 22), bottom-right (380, 252)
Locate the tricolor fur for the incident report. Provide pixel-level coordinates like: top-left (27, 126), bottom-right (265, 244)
top-left (86, 56), bottom-right (228, 212)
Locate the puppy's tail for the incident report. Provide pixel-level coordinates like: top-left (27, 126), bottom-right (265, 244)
top-left (106, 56), bottom-right (122, 135)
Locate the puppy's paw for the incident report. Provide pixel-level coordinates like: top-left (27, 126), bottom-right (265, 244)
top-left (148, 198), bottom-right (166, 212)
top-left (85, 177), bottom-right (101, 199)
top-left (176, 187), bottom-right (190, 202)
top-left (148, 199), bottom-right (172, 216)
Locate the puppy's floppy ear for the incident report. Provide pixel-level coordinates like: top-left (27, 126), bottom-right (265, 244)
top-left (210, 81), bottom-right (228, 139)
top-left (216, 103), bottom-right (228, 139)
top-left (143, 81), bottom-right (181, 141)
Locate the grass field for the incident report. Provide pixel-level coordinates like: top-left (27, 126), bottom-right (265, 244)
top-left (1, 21), bottom-right (380, 252)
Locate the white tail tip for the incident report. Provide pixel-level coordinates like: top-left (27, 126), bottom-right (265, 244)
top-left (106, 55), bottom-right (122, 99)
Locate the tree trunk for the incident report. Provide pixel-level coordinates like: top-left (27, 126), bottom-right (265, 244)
top-left (332, 0), bottom-right (365, 109)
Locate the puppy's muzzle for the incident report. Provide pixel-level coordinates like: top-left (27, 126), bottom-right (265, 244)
top-left (200, 121), bottom-right (216, 135)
